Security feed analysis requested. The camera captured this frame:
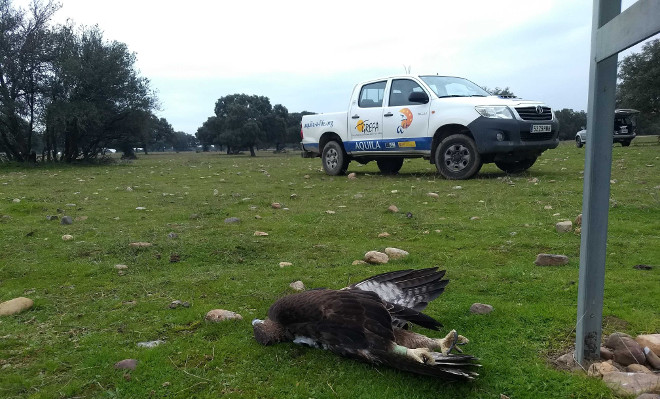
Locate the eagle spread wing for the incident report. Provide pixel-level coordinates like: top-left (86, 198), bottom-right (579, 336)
top-left (253, 268), bottom-right (479, 380)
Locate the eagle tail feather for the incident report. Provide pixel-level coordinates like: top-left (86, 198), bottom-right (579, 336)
top-left (370, 349), bottom-right (480, 380)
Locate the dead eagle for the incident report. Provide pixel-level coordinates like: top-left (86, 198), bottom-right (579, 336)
top-left (252, 268), bottom-right (480, 380)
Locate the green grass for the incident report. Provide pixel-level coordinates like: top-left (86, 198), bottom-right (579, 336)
top-left (1, 137), bottom-right (658, 398)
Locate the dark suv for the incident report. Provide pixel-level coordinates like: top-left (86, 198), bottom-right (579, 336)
top-left (576, 109), bottom-right (639, 147)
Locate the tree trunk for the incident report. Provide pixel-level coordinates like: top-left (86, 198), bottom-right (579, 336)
top-left (249, 145), bottom-right (256, 157)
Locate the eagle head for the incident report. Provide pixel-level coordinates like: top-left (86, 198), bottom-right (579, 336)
top-left (252, 318), bottom-right (285, 346)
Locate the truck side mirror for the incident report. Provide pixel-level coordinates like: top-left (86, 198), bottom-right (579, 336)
top-left (408, 92), bottom-right (429, 104)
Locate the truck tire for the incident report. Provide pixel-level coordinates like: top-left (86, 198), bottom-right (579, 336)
top-left (495, 157), bottom-right (537, 174)
top-left (576, 137), bottom-right (583, 148)
top-left (435, 134), bottom-right (482, 180)
top-left (620, 140), bottom-right (631, 147)
top-left (322, 141), bottom-right (349, 176)
top-left (377, 157), bottom-right (404, 174)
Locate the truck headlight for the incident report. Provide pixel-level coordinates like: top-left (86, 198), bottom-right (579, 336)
top-left (475, 106), bottom-right (514, 119)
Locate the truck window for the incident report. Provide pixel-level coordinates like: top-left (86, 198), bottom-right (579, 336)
top-left (389, 79), bottom-right (425, 106)
top-left (359, 81), bottom-right (386, 108)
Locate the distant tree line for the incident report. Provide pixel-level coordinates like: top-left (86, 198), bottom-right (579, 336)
top-left (195, 94), bottom-right (314, 156)
top-left (0, 0), bottom-right (194, 162)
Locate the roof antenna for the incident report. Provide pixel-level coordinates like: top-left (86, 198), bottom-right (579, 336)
top-left (403, 65), bottom-right (411, 74)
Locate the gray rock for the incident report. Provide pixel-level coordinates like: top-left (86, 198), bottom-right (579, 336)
top-left (167, 232), bottom-right (178, 239)
top-left (60, 216), bottom-right (73, 225)
top-left (169, 300), bottom-right (189, 309)
top-left (46, 215), bottom-right (59, 221)
top-left (387, 205), bottom-right (399, 213)
top-left (114, 359), bottom-right (138, 370)
top-left (364, 251), bottom-right (389, 264)
top-left (137, 340), bottom-right (165, 348)
top-left (601, 346), bottom-right (614, 360)
top-left (554, 352), bottom-right (582, 371)
top-left (555, 221), bottom-right (573, 233)
top-left (636, 334), bottom-right (660, 354)
top-left (606, 333), bottom-right (635, 350)
top-left (470, 303), bottom-right (493, 314)
top-left (385, 247), bottom-right (409, 260)
top-left (290, 281), bottom-right (305, 291)
top-left (603, 372), bottom-right (660, 396)
top-left (205, 309), bottom-right (243, 322)
top-left (534, 254), bottom-right (569, 266)
top-left (635, 394), bottom-right (660, 399)
top-left (0, 297), bottom-right (34, 316)
top-left (613, 345), bottom-right (646, 366)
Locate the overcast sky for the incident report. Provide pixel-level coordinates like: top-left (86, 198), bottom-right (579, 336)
top-left (15, 0), bottom-right (655, 134)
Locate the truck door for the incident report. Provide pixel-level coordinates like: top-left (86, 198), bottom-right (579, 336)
top-left (348, 81), bottom-right (385, 151)
top-left (382, 78), bottom-right (431, 151)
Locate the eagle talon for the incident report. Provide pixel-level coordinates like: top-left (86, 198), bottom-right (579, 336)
top-left (436, 330), bottom-right (470, 355)
top-left (407, 348), bottom-right (436, 365)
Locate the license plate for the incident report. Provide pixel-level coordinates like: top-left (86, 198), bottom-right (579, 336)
top-left (618, 126), bottom-right (628, 134)
top-left (530, 125), bottom-right (551, 133)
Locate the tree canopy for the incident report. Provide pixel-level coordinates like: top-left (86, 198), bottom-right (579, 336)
top-left (617, 38), bottom-right (660, 134)
top-left (0, 0), bottom-right (167, 162)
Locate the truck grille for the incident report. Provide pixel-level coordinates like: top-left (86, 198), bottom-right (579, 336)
top-left (515, 106), bottom-right (553, 121)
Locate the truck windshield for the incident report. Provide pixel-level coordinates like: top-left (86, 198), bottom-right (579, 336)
top-left (420, 76), bottom-right (490, 98)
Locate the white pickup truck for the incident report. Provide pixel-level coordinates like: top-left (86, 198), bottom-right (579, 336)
top-left (301, 75), bottom-right (559, 179)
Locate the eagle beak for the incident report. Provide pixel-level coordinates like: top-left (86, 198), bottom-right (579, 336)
top-left (252, 318), bottom-right (263, 326)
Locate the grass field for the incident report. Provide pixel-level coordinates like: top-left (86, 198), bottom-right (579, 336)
top-left (1, 137), bottom-right (659, 398)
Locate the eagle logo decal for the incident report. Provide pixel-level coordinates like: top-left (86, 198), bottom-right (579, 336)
top-left (397, 108), bottom-right (413, 134)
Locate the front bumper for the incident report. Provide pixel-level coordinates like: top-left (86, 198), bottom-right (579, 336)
top-left (467, 116), bottom-right (559, 155)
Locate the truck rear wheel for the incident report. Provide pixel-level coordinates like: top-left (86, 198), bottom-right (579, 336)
top-left (435, 134), bottom-right (482, 180)
top-left (495, 157), bottom-right (537, 174)
top-left (322, 141), bottom-right (349, 176)
top-left (377, 157), bottom-right (404, 174)
top-left (575, 137), bottom-right (583, 148)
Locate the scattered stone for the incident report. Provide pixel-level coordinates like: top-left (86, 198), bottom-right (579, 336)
top-left (168, 300), bottom-right (190, 309)
top-left (114, 359), bottom-right (137, 370)
top-left (60, 216), bottom-right (73, 225)
top-left (635, 394), bottom-right (660, 399)
top-left (169, 254), bottom-right (180, 263)
top-left (613, 345), bottom-right (646, 366)
top-left (271, 202), bottom-right (282, 209)
top-left (603, 372), bottom-right (660, 396)
top-left (353, 193), bottom-right (363, 199)
top-left (114, 264), bottom-right (128, 270)
top-left (279, 262), bottom-right (292, 268)
top-left (290, 193), bottom-right (297, 199)
top-left (190, 214), bottom-right (200, 219)
top-left (385, 247), bottom-right (409, 260)
top-left (364, 251), bottom-right (389, 264)
top-left (167, 232), bottom-right (178, 239)
top-left (205, 309), bottom-right (243, 322)
top-left (254, 231), bottom-right (269, 236)
top-left (470, 303), bottom-right (493, 314)
top-left (534, 254), bottom-right (569, 266)
top-left (290, 281), bottom-right (305, 291)
top-left (470, 216), bottom-right (480, 220)
top-left (528, 177), bottom-right (539, 183)
top-left (325, 210), bottom-right (336, 214)
top-left (387, 205), bottom-right (399, 213)
top-left (254, 215), bottom-right (262, 219)
top-left (453, 185), bottom-right (462, 190)
top-left (406, 212), bottom-right (413, 218)
top-left (627, 364), bottom-right (653, 374)
top-left (588, 361), bottom-right (618, 377)
top-left (427, 192), bottom-right (439, 199)
top-left (46, 215), bottom-right (59, 221)
top-left (636, 335), bottom-right (660, 354)
top-left (303, 175), bottom-right (310, 179)
top-left (554, 352), bottom-right (582, 371)
top-left (378, 232), bottom-right (390, 238)
top-left (645, 347), bottom-right (660, 370)
top-left (129, 242), bottom-right (152, 248)
top-left (555, 221), bottom-right (573, 233)
top-left (137, 340), bottom-right (165, 348)
top-left (606, 333), bottom-right (634, 350)
top-left (347, 173), bottom-right (357, 179)
top-left (65, 203), bottom-right (76, 207)
top-left (126, 187), bottom-right (133, 192)
top-left (575, 214), bottom-right (582, 226)
top-left (352, 260), bottom-right (367, 265)
top-left (0, 297), bottom-right (34, 316)
top-left (601, 346), bottom-right (614, 360)
top-left (391, 190), bottom-right (398, 194)
top-left (12, 198), bottom-right (20, 203)
top-left (62, 234), bottom-right (74, 241)
top-left (544, 205), bottom-right (553, 210)
top-left (135, 207), bottom-right (147, 210)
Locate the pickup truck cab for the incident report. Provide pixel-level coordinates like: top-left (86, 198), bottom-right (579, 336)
top-left (301, 75), bottom-right (559, 179)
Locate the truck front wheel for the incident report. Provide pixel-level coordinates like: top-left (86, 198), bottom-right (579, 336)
top-left (322, 141), bottom-right (349, 176)
top-left (435, 134), bottom-right (482, 180)
top-left (495, 157), bottom-right (537, 174)
top-left (377, 157), bottom-right (404, 174)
